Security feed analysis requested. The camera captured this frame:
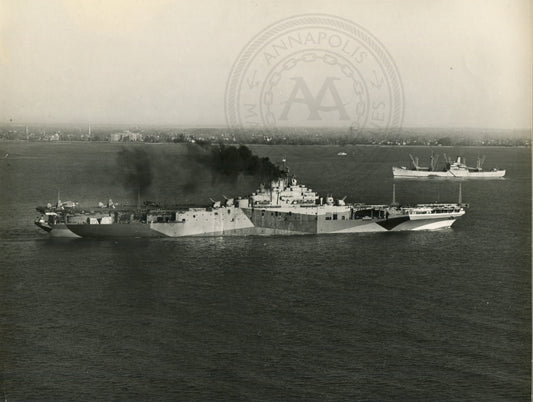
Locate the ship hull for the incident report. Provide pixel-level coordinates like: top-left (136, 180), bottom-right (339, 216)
top-left (65, 222), bottom-right (162, 238)
top-left (35, 220), bottom-right (81, 238)
top-left (63, 206), bottom-right (463, 238)
top-left (393, 166), bottom-right (506, 178)
top-left (49, 224), bottom-right (82, 238)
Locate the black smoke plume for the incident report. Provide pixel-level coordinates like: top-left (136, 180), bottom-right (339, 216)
top-left (197, 144), bottom-right (281, 183)
top-left (115, 148), bottom-right (153, 198)
top-left (115, 144), bottom-right (282, 203)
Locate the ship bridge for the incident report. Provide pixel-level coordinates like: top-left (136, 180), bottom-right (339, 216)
top-left (250, 175), bottom-right (319, 207)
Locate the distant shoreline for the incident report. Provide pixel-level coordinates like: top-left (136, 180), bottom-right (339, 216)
top-left (0, 139), bottom-right (530, 149)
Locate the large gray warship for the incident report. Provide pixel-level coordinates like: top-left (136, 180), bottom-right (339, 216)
top-left (35, 168), bottom-right (467, 238)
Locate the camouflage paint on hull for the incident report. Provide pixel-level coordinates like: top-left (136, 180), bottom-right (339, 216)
top-left (63, 206), bottom-right (463, 238)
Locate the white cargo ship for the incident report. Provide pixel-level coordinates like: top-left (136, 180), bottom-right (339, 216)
top-left (393, 154), bottom-right (505, 178)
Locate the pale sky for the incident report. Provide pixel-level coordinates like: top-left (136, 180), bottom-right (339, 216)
top-left (0, 0), bottom-right (531, 130)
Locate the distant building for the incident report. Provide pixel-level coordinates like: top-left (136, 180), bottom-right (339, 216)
top-left (109, 130), bottom-right (144, 142)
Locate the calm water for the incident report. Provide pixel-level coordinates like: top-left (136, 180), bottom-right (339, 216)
top-left (0, 142), bottom-right (531, 400)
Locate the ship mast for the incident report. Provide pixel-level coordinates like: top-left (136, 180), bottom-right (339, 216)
top-left (476, 155), bottom-right (485, 170)
top-left (409, 154), bottom-right (420, 170)
top-left (391, 183), bottom-right (398, 206)
top-left (458, 183), bottom-right (462, 204)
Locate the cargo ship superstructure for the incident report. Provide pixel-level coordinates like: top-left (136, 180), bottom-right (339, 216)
top-left (393, 154), bottom-right (505, 178)
top-left (35, 168), bottom-right (467, 238)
